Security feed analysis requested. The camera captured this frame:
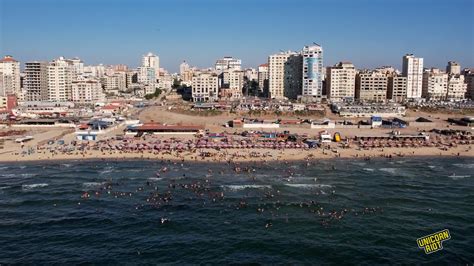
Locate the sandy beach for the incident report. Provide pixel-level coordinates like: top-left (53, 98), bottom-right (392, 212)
top-left (1, 144), bottom-right (473, 163)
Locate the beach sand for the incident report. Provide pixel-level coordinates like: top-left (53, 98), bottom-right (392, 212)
top-left (1, 144), bottom-right (472, 163)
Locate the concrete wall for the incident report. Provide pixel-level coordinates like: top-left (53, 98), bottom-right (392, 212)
top-left (243, 123), bottom-right (279, 129)
top-left (12, 123), bottom-right (76, 128)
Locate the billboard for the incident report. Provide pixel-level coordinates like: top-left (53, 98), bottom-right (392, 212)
top-left (305, 57), bottom-right (318, 79)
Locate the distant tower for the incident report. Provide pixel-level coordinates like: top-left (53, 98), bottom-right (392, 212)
top-left (142, 52), bottom-right (160, 76)
top-left (180, 60), bottom-right (190, 75)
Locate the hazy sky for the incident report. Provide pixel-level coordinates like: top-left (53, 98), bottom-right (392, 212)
top-left (1, 0), bottom-right (473, 72)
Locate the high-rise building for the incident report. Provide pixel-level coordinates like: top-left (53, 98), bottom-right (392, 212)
top-left (215, 57), bottom-right (241, 73)
top-left (142, 52), bottom-right (160, 76)
top-left (24, 62), bottom-right (49, 101)
top-left (138, 67), bottom-right (156, 85)
top-left (126, 70), bottom-right (138, 88)
top-left (387, 76), bottom-right (407, 102)
top-left (422, 68), bottom-right (448, 100)
top-left (301, 44), bottom-right (324, 98)
top-left (446, 74), bottom-right (467, 100)
top-left (402, 54), bottom-right (423, 99)
top-left (191, 72), bottom-right (219, 102)
top-left (48, 57), bottom-right (74, 101)
top-left (446, 61), bottom-right (461, 75)
top-left (326, 62), bottom-right (356, 102)
top-left (102, 73), bottom-right (127, 93)
top-left (355, 71), bottom-right (388, 102)
top-left (244, 68), bottom-right (258, 81)
top-left (68, 57), bottom-right (84, 79)
top-left (71, 77), bottom-right (104, 104)
top-left (268, 51), bottom-right (302, 99)
top-left (0, 55), bottom-right (21, 97)
top-left (257, 64), bottom-right (269, 94)
top-left (219, 70), bottom-right (244, 101)
top-left (179, 61), bottom-right (194, 83)
top-left (83, 64), bottom-right (105, 78)
top-left (463, 69), bottom-right (474, 100)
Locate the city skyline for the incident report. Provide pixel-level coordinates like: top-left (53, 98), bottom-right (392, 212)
top-left (1, 0), bottom-right (473, 72)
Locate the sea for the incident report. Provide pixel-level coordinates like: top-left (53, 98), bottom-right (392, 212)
top-left (0, 157), bottom-right (473, 264)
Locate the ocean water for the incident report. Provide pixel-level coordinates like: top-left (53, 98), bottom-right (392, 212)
top-left (0, 157), bottom-right (473, 264)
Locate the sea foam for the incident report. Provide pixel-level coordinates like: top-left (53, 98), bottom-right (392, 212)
top-left (22, 183), bottom-right (49, 190)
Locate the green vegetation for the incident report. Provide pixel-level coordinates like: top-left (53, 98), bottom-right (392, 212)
top-left (144, 88), bottom-right (162, 100)
top-left (172, 78), bottom-right (181, 89)
top-left (173, 108), bottom-right (223, 116)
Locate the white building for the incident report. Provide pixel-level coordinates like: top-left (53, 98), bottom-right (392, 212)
top-left (83, 64), bottom-right (105, 78)
top-left (326, 62), bottom-right (356, 102)
top-left (268, 51), bottom-right (302, 99)
top-left (71, 77), bottom-right (104, 104)
top-left (68, 57), bottom-right (84, 78)
top-left (142, 52), bottom-right (160, 76)
top-left (215, 57), bottom-right (241, 72)
top-left (138, 67), bottom-right (156, 85)
top-left (257, 63), bottom-right (269, 94)
top-left (191, 73), bottom-right (219, 102)
top-left (301, 44), bottom-right (324, 98)
top-left (24, 62), bottom-right (49, 101)
top-left (422, 68), bottom-right (448, 100)
top-left (402, 54), bottom-right (423, 99)
top-left (244, 68), bottom-right (258, 81)
top-left (180, 61), bottom-right (190, 75)
top-left (446, 74), bottom-right (467, 100)
top-left (102, 72), bottom-right (127, 94)
top-left (157, 73), bottom-right (174, 90)
top-left (48, 57), bottom-right (74, 102)
top-left (220, 70), bottom-right (244, 101)
top-left (446, 61), bottom-right (461, 75)
top-left (0, 55), bottom-right (21, 97)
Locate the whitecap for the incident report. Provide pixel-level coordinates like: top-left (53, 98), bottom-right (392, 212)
top-left (448, 175), bottom-right (470, 180)
top-left (285, 183), bottom-right (332, 189)
top-left (147, 177), bottom-right (162, 181)
top-left (82, 182), bottom-right (104, 188)
top-left (380, 168), bottom-right (398, 174)
top-left (0, 186), bottom-right (11, 190)
top-left (363, 168), bottom-right (375, 172)
top-left (99, 168), bottom-right (114, 175)
top-left (453, 163), bottom-right (474, 169)
top-left (222, 185), bottom-right (271, 191)
top-left (22, 183), bottom-right (48, 190)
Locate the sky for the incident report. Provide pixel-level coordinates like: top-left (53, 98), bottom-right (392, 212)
top-left (0, 0), bottom-right (473, 72)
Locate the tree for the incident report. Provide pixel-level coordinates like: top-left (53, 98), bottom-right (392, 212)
top-left (172, 78), bottom-right (181, 89)
top-left (144, 88), bottom-right (162, 100)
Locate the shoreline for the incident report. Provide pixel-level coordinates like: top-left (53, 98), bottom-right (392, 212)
top-left (1, 146), bottom-right (473, 164)
top-left (1, 154), bottom-right (473, 166)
